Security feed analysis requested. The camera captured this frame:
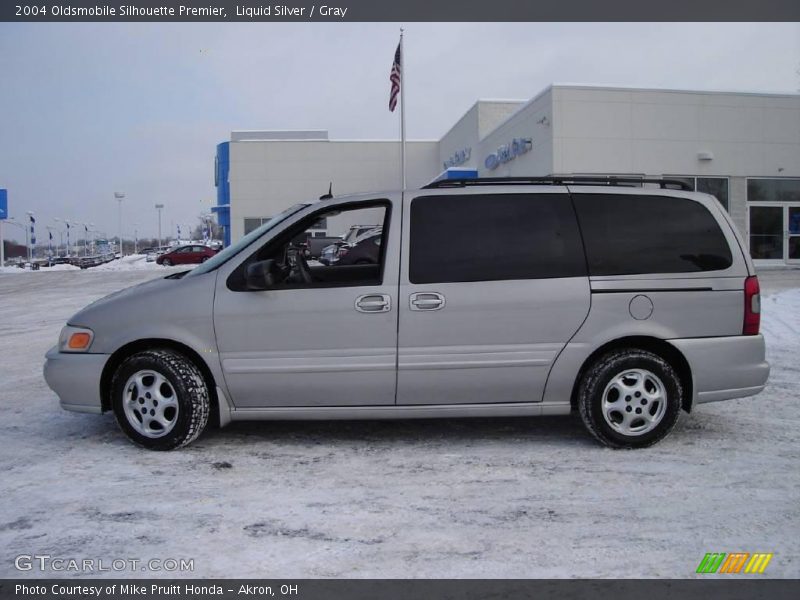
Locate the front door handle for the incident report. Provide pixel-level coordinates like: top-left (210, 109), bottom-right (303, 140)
top-left (410, 292), bottom-right (446, 311)
top-left (355, 294), bottom-right (391, 313)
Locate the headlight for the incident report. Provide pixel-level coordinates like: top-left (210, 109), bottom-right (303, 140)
top-left (58, 326), bottom-right (95, 353)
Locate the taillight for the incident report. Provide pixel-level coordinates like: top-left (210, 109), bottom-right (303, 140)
top-left (743, 275), bottom-right (760, 335)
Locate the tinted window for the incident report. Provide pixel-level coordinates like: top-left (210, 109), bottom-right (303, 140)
top-left (697, 177), bottom-right (729, 211)
top-left (409, 193), bottom-right (586, 284)
top-left (573, 194), bottom-right (732, 275)
top-left (747, 178), bottom-right (800, 203)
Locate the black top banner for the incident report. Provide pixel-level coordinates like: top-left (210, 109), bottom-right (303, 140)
top-left (2, 0), bottom-right (799, 22)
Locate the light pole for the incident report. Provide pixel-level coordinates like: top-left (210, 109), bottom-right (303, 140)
top-left (203, 213), bottom-right (214, 243)
top-left (155, 204), bottom-right (164, 248)
top-left (51, 221), bottom-right (65, 255)
top-left (114, 192), bottom-right (125, 256)
top-left (132, 222), bottom-right (139, 254)
top-left (45, 225), bottom-right (57, 263)
top-left (26, 211), bottom-right (34, 264)
top-left (53, 217), bottom-right (74, 258)
top-left (55, 218), bottom-right (71, 257)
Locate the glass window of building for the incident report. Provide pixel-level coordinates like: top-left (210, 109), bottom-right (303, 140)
top-left (244, 217), bottom-right (272, 235)
top-left (747, 179), bottom-right (800, 203)
top-left (666, 176), bottom-right (729, 211)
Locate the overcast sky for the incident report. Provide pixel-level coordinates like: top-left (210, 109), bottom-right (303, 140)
top-left (0, 22), bottom-right (798, 242)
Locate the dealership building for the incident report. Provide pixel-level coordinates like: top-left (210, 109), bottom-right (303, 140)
top-left (214, 84), bottom-right (800, 266)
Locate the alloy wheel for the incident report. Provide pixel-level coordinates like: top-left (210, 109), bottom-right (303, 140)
top-left (122, 370), bottom-right (179, 438)
top-left (600, 368), bottom-right (667, 436)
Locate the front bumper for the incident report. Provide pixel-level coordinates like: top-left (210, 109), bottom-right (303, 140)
top-left (43, 346), bottom-right (109, 414)
top-left (669, 334), bottom-right (770, 406)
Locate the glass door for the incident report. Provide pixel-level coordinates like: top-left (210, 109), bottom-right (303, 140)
top-left (789, 206), bottom-right (800, 264)
top-left (749, 205), bottom-right (784, 263)
top-left (749, 204), bottom-right (800, 264)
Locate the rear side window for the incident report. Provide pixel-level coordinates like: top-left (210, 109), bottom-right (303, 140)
top-left (572, 194), bottom-right (732, 276)
top-left (409, 193), bottom-right (586, 284)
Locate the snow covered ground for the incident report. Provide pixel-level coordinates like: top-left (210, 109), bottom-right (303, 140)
top-left (0, 269), bottom-right (798, 578)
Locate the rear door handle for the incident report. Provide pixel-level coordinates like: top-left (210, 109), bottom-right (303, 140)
top-left (355, 294), bottom-right (391, 313)
top-left (410, 292), bottom-right (446, 311)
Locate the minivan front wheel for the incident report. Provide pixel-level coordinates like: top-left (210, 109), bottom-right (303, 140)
top-left (577, 349), bottom-right (682, 448)
top-left (110, 349), bottom-right (210, 450)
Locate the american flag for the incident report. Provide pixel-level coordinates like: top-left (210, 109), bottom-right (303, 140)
top-left (389, 41), bottom-right (401, 112)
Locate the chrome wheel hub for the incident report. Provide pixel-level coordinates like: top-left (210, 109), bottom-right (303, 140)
top-left (601, 368), bottom-right (667, 436)
top-left (122, 370), bottom-right (179, 438)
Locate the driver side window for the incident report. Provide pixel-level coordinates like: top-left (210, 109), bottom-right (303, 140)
top-left (232, 202), bottom-right (389, 291)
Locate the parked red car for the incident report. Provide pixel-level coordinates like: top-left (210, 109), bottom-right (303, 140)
top-left (156, 245), bottom-right (217, 266)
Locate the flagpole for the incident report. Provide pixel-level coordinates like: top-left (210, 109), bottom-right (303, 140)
top-left (399, 28), bottom-right (406, 190)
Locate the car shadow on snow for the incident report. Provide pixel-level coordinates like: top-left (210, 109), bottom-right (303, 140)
top-left (200, 415), bottom-right (596, 449)
top-left (51, 405), bottom-right (744, 452)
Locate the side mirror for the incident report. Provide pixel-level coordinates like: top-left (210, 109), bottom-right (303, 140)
top-left (245, 259), bottom-right (278, 290)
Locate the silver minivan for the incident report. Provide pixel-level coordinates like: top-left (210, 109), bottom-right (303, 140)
top-left (44, 178), bottom-right (769, 450)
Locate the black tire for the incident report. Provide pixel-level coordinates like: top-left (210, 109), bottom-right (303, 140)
top-left (110, 349), bottom-right (210, 451)
top-left (201, 256), bottom-right (209, 263)
top-left (161, 258), bottom-right (172, 266)
top-left (577, 348), bottom-right (682, 449)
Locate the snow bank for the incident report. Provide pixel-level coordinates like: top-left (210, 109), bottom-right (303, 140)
top-left (44, 263), bottom-right (81, 271)
top-left (90, 254), bottom-right (162, 271)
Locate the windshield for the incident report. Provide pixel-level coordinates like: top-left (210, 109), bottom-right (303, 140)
top-left (187, 203), bottom-right (308, 277)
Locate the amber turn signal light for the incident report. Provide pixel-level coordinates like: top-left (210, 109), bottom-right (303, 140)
top-left (68, 332), bottom-right (92, 350)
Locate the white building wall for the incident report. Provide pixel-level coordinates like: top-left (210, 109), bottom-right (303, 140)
top-left (477, 100), bottom-right (527, 139)
top-left (438, 103), bottom-right (479, 172)
top-left (438, 100), bottom-right (524, 174)
top-left (477, 88), bottom-right (555, 177)
top-left (552, 86), bottom-right (800, 177)
top-left (229, 139), bottom-right (439, 242)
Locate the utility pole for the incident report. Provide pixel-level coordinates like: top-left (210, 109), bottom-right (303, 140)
top-left (155, 204), bottom-right (164, 248)
top-left (26, 211), bottom-right (34, 265)
top-left (0, 189), bottom-right (6, 268)
top-left (114, 192), bottom-right (125, 256)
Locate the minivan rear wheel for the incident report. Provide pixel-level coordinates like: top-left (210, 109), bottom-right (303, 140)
top-left (110, 349), bottom-right (210, 450)
top-left (577, 348), bottom-right (682, 448)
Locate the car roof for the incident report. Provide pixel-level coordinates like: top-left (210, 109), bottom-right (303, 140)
top-left (312, 176), bottom-right (702, 204)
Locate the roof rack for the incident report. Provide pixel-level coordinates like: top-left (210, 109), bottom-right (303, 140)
top-left (421, 176), bottom-right (693, 192)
